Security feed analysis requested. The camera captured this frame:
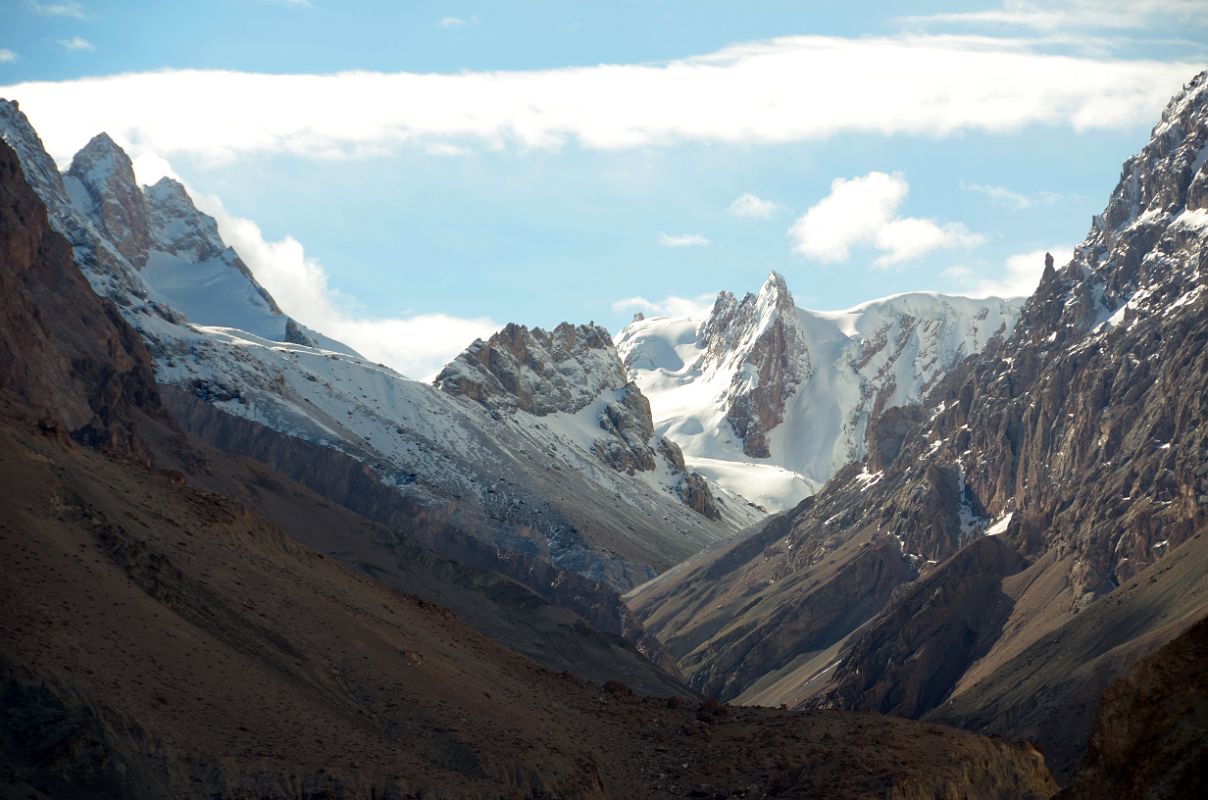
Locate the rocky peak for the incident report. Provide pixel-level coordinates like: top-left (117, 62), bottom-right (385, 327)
top-left (145, 177), bottom-right (223, 258)
top-left (437, 320), bottom-right (722, 517)
top-left (435, 321), bottom-right (627, 416)
top-left (699, 272), bottom-right (798, 364)
top-left (1018, 70), bottom-right (1208, 349)
top-left (757, 269), bottom-right (794, 311)
top-left (66, 132), bottom-right (152, 267)
top-left (696, 271), bottom-right (809, 458)
top-left (143, 176), bottom-right (283, 315)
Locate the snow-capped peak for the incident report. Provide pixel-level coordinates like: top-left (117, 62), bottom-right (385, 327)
top-left (68, 132), bottom-right (132, 185)
top-left (616, 276), bottom-right (1021, 509)
top-left (757, 269), bottom-right (793, 308)
top-left (65, 132), bottom-right (152, 267)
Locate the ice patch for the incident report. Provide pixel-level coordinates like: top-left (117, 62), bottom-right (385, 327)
top-left (985, 512), bottom-right (1013, 536)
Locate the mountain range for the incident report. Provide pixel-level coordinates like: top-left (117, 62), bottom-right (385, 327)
top-left (1, 66), bottom-right (1206, 799)
top-left (617, 273), bottom-right (1022, 509)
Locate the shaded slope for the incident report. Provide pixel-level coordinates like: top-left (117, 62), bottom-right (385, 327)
top-left (1060, 613), bottom-right (1208, 800)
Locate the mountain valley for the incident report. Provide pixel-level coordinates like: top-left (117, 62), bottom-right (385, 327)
top-left (0, 49), bottom-right (1206, 800)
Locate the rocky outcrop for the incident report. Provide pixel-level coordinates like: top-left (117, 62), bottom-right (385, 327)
top-left (865, 403), bottom-right (927, 473)
top-left (676, 470), bottom-right (721, 520)
top-left (436, 321), bottom-right (626, 415)
top-left (699, 272), bottom-right (807, 457)
top-left (593, 381), bottom-right (657, 473)
top-left (439, 321), bottom-right (724, 518)
top-left (808, 536), bottom-right (1025, 717)
top-left (65, 132), bottom-right (152, 268)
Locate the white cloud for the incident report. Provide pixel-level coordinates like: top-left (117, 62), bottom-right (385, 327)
top-left (612, 293), bottom-right (716, 319)
top-left (728, 192), bottom-right (780, 218)
top-left (901, 0), bottom-right (1207, 32)
top-left (960, 181), bottom-right (1066, 210)
top-left (29, 1), bottom-right (87, 18)
top-left (658, 233), bottom-right (710, 247)
top-left (0, 50), bottom-right (17, 63)
top-left (960, 181), bottom-right (1032, 210)
top-left (57, 36), bottom-right (94, 51)
top-left (186, 189), bottom-right (498, 381)
top-left (130, 152), bottom-right (179, 184)
top-left (437, 15), bottom-right (480, 28)
top-left (789, 171), bottom-right (984, 267)
top-left (947, 246), bottom-right (1076, 297)
top-left (1, 35), bottom-right (1197, 165)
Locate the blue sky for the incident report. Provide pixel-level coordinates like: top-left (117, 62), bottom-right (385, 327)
top-left (2, 1), bottom-right (1206, 377)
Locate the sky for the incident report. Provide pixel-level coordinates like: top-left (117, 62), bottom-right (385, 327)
top-left (1, 0), bottom-right (1206, 379)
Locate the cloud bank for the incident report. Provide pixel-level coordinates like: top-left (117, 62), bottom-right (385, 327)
top-left (790, 172), bottom-right (985, 267)
top-left (2, 34), bottom-right (1198, 165)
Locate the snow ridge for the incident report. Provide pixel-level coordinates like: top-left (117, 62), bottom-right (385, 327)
top-left (616, 273), bottom-right (1023, 510)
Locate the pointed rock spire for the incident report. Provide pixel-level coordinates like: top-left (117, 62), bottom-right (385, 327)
top-left (67, 132), bottom-right (151, 267)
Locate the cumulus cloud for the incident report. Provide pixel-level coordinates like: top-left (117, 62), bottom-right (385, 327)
top-left (185, 190), bottom-right (499, 381)
top-left (57, 36), bottom-right (94, 51)
top-left (789, 172), bottom-right (984, 268)
top-left (658, 233), bottom-right (710, 247)
top-left (1, 35), bottom-right (1197, 165)
top-left (945, 246), bottom-right (1076, 297)
top-left (612, 293), bottom-right (716, 319)
top-left (0, 50), bottom-right (17, 63)
top-left (728, 193), bottom-right (780, 218)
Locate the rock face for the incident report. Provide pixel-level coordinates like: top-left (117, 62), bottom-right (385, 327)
top-left (617, 272), bottom-right (1021, 509)
top-left (629, 68), bottom-right (1208, 782)
top-left (438, 321), bottom-right (724, 518)
top-left (436, 322), bottom-right (626, 415)
top-left (65, 133), bottom-right (152, 268)
top-left (698, 272), bottom-right (808, 458)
